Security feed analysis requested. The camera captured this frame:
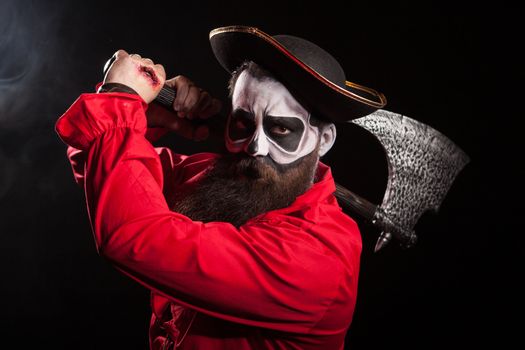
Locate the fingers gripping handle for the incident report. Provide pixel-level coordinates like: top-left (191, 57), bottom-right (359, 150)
top-left (155, 86), bottom-right (177, 109)
top-left (103, 55), bottom-right (176, 109)
top-left (102, 54), bottom-right (225, 140)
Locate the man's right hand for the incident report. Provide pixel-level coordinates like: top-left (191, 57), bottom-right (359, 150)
top-left (103, 49), bottom-right (166, 104)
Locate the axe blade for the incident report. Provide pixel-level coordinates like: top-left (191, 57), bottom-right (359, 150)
top-left (351, 109), bottom-right (470, 249)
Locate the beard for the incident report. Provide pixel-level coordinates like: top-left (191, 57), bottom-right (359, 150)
top-left (170, 148), bottom-right (320, 228)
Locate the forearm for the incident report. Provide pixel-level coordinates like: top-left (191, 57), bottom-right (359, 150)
top-left (83, 125), bottom-right (167, 251)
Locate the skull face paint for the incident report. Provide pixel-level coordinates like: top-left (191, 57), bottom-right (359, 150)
top-left (226, 70), bottom-right (320, 164)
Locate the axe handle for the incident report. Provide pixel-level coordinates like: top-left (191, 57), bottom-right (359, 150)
top-left (334, 183), bottom-right (377, 221)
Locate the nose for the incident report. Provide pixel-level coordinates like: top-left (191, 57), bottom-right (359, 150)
top-left (246, 137), bottom-right (259, 155)
top-left (244, 131), bottom-right (269, 157)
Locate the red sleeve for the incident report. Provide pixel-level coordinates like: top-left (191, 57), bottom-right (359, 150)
top-left (65, 128), bottom-right (168, 187)
top-left (55, 93), bottom-right (344, 333)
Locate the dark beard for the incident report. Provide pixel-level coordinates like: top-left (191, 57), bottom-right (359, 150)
top-left (170, 149), bottom-right (319, 228)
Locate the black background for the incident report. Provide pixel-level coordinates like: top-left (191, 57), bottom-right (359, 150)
top-left (0, 0), bottom-right (494, 349)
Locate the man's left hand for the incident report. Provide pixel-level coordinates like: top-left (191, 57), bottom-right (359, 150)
top-left (146, 75), bottom-right (222, 141)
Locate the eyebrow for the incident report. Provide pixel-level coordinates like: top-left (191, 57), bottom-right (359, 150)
top-left (265, 115), bottom-right (304, 129)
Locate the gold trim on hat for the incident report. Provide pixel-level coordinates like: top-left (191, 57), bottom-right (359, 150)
top-left (210, 26), bottom-right (387, 109)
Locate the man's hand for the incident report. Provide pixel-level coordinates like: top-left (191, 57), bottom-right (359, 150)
top-left (146, 76), bottom-right (222, 141)
top-left (103, 49), bottom-right (166, 103)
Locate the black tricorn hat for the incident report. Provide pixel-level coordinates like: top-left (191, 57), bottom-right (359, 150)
top-left (209, 25), bottom-right (386, 123)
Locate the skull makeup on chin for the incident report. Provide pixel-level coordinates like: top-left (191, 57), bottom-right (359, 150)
top-left (226, 67), bottom-right (336, 165)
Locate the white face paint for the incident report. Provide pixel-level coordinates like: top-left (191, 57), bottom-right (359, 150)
top-left (226, 71), bottom-right (320, 165)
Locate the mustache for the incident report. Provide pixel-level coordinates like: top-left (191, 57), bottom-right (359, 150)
top-left (219, 154), bottom-right (279, 180)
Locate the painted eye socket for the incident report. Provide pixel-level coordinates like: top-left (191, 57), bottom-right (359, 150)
top-left (235, 118), bottom-right (249, 130)
top-left (269, 125), bottom-right (291, 136)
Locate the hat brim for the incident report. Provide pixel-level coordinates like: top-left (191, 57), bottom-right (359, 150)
top-left (209, 26), bottom-right (386, 123)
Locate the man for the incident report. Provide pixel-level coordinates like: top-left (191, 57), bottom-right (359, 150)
top-left (56, 26), bottom-right (386, 349)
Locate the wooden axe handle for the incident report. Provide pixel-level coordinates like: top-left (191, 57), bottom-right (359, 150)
top-left (334, 183), bottom-right (377, 221)
top-left (334, 184), bottom-right (397, 252)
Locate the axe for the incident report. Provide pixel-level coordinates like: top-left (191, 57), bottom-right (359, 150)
top-left (335, 110), bottom-right (470, 251)
top-left (103, 57), bottom-right (470, 251)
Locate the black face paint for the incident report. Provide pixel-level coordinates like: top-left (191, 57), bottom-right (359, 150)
top-left (246, 135), bottom-right (259, 155)
top-left (227, 70), bottom-right (323, 164)
top-left (228, 109), bottom-right (256, 141)
top-left (263, 116), bottom-right (305, 152)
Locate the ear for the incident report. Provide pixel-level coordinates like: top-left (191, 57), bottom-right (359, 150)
top-left (318, 123), bottom-right (336, 157)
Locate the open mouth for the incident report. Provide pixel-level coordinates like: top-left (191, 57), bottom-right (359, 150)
top-left (139, 65), bottom-right (159, 86)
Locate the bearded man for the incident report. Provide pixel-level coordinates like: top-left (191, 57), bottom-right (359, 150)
top-left (56, 26), bottom-right (386, 350)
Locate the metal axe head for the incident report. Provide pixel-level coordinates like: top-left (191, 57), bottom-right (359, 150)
top-left (351, 109), bottom-right (470, 251)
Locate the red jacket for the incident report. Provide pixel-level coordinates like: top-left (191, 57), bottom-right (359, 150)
top-left (55, 92), bottom-right (362, 350)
